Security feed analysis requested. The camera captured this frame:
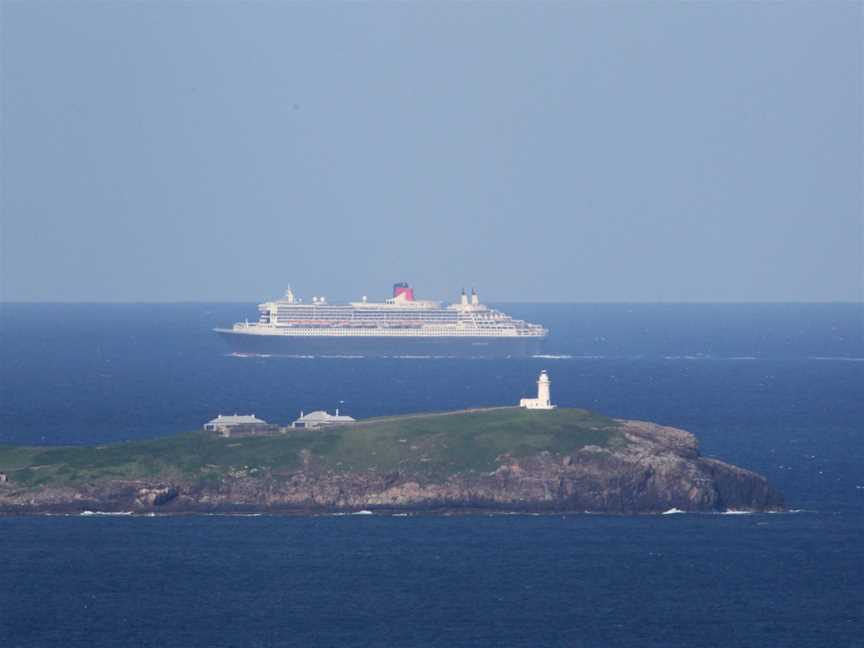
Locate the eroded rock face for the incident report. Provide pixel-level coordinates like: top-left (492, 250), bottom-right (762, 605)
top-left (0, 420), bottom-right (783, 515)
top-left (136, 485), bottom-right (179, 507)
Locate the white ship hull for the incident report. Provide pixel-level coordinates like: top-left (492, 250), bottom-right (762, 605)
top-left (215, 328), bottom-right (545, 358)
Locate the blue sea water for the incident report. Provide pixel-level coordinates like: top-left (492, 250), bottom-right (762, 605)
top-left (1, 303), bottom-right (862, 647)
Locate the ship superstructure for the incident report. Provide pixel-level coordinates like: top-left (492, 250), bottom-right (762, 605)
top-left (215, 283), bottom-right (547, 357)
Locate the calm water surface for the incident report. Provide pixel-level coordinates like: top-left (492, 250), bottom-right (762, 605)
top-left (1, 303), bottom-right (862, 646)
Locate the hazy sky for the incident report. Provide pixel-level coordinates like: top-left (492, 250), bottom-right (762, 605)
top-left (1, 1), bottom-right (861, 302)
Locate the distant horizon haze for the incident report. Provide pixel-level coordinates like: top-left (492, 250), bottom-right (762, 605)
top-left (1, 2), bottom-right (861, 303)
top-left (2, 298), bottom-right (862, 306)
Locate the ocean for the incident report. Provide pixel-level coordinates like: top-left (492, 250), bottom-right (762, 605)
top-left (1, 303), bottom-right (862, 647)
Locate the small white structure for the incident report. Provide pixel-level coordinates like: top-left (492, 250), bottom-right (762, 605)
top-left (519, 370), bottom-right (556, 410)
top-left (204, 414), bottom-right (267, 431)
top-left (203, 413), bottom-right (276, 437)
top-left (292, 409), bottom-right (356, 429)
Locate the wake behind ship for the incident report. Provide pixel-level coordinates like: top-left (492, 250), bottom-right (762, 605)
top-left (215, 283), bottom-right (547, 358)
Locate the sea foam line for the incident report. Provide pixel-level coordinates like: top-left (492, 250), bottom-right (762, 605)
top-left (808, 356), bottom-right (864, 362)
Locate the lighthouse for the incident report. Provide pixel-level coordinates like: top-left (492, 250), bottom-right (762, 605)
top-left (519, 370), bottom-right (556, 410)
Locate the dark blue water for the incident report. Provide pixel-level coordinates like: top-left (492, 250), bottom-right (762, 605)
top-left (1, 303), bottom-right (863, 646)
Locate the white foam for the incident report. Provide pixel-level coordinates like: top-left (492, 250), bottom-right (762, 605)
top-left (532, 354), bottom-right (574, 360)
top-left (721, 509), bottom-right (753, 515)
top-left (661, 508), bottom-right (686, 515)
top-left (80, 510), bottom-right (133, 516)
top-left (663, 355), bottom-right (711, 361)
top-left (352, 510), bottom-right (374, 515)
top-left (808, 356), bottom-right (864, 362)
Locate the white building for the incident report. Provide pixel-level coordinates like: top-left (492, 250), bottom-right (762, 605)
top-left (203, 414), bottom-right (277, 437)
top-left (292, 409), bottom-right (356, 429)
top-left (519, 370), bottom-right (556, 410)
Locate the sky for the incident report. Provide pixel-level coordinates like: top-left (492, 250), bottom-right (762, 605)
top-left (1, 1), bottom-right (861, 303)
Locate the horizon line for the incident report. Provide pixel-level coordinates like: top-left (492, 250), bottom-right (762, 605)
top-left (1, 300), bottom-right (862, 306)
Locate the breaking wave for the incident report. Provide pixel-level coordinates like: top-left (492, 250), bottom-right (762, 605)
top-left (663, 355), bottom-right (712, 361)
top-left (228, 352), bottom-right (274, 358)
top-left (808, 356), bottom-right (864, 362)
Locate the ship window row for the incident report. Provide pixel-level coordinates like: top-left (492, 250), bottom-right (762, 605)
top-left (263, 306), bottom-right (508, 318)
top-left (267, 315), bottom-right (506, 323)
top-left (265, 311), bottom-right (508, 321)
top-left (263, 320), bottom-right (530, 327)
top-left (244, 327), bottom-right (545, 338)
top-left (257, 322), bottom-right (544, 334)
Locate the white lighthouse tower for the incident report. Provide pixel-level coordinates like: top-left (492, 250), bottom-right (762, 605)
top-left (519, 370), bottom-right (556, 410)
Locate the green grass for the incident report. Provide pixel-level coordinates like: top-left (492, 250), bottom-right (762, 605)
top-left (0, 408), bottom-right (624, 486)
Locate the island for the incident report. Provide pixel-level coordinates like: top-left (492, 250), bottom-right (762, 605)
top-left (0, 408), bottom-right (783, 515)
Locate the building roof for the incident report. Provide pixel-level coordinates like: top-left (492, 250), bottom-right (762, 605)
top-left (295, 410), bottom-right (356, 423)
top-left (205, 414), bottom-right (268, 426)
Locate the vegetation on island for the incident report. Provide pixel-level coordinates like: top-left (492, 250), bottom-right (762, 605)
top-left (0, 408), bottom-right (625, 487)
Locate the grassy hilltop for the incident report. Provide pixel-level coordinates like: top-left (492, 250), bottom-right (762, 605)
top-left (0, 408), bottom-right (786, 515)
top-left (0, 408), bottom-right (624, 487)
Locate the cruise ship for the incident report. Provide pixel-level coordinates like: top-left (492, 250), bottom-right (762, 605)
top-left (215, 283), bottom-right (547, 357)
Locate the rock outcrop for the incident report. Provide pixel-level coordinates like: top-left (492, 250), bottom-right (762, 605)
top-left (136, 485), bottom-right (179, 507)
